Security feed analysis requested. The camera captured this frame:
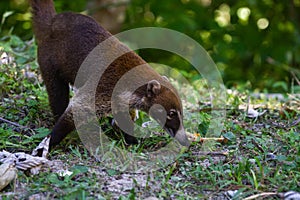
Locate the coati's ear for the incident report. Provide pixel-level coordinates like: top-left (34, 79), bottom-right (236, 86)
top-left (162, 76), bottom-right (169, 81)
top-left (147, 80), bottom-right (161, 97)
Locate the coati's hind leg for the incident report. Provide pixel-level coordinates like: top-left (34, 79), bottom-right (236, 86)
top-left (43, 73), bottom-right (70, 121)
top-left (49, 106), bottom-right (75, 147)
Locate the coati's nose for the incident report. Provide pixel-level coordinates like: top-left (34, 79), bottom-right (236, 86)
top-left (174, 126), bottom-right (190, 147)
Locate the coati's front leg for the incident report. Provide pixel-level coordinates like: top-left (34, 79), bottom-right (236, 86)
top-left (111, 109), bottom-right (139, 145)
top-left (126, 109), bottom-right (139, 144)
top-left (111, 110), bottom-right (139, 145)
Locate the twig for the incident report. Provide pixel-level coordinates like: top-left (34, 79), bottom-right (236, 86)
top-left (251, 138), bottom-right (265, 153)
top-left (244, 192), bottom-right (278, 200)
top-left (192, 151), bottom-right (228, 156)
top-left (187, 133), bottom-right (227, 143)
top-left (190, 107), bottom-right (228, 113)
top-left (290, 117), bottom-right (300, 127)
top-left (199, 137), bottom-right (227, 143)
top-left (0, 117), bottom-right (28, 129)
top-left (291, 71), bottom-right (300, 85)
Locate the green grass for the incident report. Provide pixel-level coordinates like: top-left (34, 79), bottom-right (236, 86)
top-left (0, 34), bottom-right (299, 199)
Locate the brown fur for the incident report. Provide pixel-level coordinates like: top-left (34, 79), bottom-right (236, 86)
top-left (30, 0), bottom-right (189, 147)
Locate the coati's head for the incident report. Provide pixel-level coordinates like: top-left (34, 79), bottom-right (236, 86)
top-left (134, 79), bottom-right (190, 147)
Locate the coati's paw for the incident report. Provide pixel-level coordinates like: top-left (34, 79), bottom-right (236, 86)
top-left (123, 133), bottom-right (139, 145)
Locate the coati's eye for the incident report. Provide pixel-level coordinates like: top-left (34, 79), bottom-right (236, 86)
top-left (167, 109), bottom-right (177, 120)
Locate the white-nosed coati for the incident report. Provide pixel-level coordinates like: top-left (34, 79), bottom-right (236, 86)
top-left (29, 0), bottom-right (190, 148)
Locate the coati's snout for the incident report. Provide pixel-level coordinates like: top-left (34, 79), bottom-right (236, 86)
top-left (165, 109), bottom-right (190, 147)
top-left (145, 80), bottom-right (190, 147)
top-left (149, 105), bottom-right (190, 147)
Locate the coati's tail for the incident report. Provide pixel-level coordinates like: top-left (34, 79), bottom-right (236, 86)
top-left (29, 0), bottom-right (56, 42)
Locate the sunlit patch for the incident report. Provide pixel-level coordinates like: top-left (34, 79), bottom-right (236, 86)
top-left (237, 7), bottom-right (251, 23)
top-left (181, 0), bottom-right (190, 4)
top-left (197, 0), bottom-right (211, 7)
top-left (257, 18), bottom-right (269, 30)
top-left (223, 34), bottom-right (232, 43)
top-left (200, 30), bottom-right (211, 41)
top-left (144, 11), bottom-right (155, 22)
top-left (155, 16), bottom-right (165, 25)
top-left (214, 4), bottom-right (231, 27)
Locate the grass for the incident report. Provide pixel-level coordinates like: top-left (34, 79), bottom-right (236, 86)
top-left (0, 34), bottom-right (299, 199)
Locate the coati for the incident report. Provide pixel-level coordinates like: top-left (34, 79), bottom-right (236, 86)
top-left (29, 0), bottom-right (190, 148)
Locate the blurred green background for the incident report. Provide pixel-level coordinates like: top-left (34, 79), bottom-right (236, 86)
top-left (1, 0), bottom-right (300, 93)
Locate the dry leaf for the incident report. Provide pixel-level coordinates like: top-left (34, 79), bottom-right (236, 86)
top-left (0, 163), bottom-right (17, 191)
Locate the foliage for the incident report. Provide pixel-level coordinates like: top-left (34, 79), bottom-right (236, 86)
top-left (0, 0), bottom-right (86, 40)
top-left (0, 33), bottom-right (52, 152)
top-left (124, 0), bottom-right (300, 91)
top-left (0, 0), bottom-right (299, 91)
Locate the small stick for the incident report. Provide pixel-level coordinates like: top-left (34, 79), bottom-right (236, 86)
top-left (192, 151), bottom-right (228, 156)
top-left (198, 137), bottom-right (227, 143)
top-left (251, 138), bottom-right (265, 153)
top-left (0, 116), bottom-right (28, 129)
top-left (290, 117), bottom-right (300, 127)
top-left (244, 192), bottom-right (278, 200)
top-left (291, 71), bottom-right (300, 85)
top-left (187, 133), bottom-right (227, 143)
